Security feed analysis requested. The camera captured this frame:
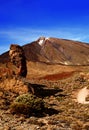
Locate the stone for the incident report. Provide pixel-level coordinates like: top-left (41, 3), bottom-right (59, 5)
top-left (9, 44), bottom-right (27, 77)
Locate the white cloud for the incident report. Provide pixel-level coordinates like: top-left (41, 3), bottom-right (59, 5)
top-left (1, 27), bottom-right (89, 44)
top-left (0, 45), bottom-right (9, 55)
top-left (0, 27), bottom-right (89, 54)
top-left (0, 28), bottom-right (47, 44)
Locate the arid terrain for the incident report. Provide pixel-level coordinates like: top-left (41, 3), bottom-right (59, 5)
top-left (0, 62), bottom-right (89, 130)
top-left (0, 37), bottom-right (89, 130)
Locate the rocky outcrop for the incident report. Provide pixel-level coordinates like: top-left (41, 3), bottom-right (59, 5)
top-left (9, 44), bottom-right (27, 77)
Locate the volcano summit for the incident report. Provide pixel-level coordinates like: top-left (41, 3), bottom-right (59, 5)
top-left (1, 37), bottom-right (89, 65)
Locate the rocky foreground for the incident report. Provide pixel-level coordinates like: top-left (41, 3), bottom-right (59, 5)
top-left (0, 44), bottom-right (89, 130)
top-left (0, 69), bottom-right (89, 130)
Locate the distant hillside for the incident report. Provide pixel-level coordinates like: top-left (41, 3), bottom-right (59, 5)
top-left (1, 37), bottom-right (89, 65)
top-left (0, 51), bottom-right (9, 63)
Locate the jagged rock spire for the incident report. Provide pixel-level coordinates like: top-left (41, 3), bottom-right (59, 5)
top-left (9, 44), bottom-right (27, 77)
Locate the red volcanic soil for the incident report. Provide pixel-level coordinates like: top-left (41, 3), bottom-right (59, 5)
top-left (39, 71), bottom-right (75, 81)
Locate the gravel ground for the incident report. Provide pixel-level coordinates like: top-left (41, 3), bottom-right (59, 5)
top-left (0, 72), bottom-right (89, 130)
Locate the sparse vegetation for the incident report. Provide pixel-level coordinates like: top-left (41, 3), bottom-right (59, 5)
top-left (10, 93), bottom-right (45, 115)
top-left (0, 63), bottom-right (89, 129)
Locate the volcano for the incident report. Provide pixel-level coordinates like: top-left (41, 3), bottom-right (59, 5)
top-left (1, 37), bottom-right (89, 65)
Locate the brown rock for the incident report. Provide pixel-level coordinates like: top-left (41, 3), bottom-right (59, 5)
top-left (9, 44), bottom-right (27, 77)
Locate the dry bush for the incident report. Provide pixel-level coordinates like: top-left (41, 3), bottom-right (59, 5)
top-left (10, 93), bottom-right (45, 115)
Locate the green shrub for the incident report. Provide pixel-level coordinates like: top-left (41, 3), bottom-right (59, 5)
top-left (10, 93), bottom-right (44, 115)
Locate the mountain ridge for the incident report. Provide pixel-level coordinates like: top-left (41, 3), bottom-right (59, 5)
top-left (1, 37), bottom-right (89, 65)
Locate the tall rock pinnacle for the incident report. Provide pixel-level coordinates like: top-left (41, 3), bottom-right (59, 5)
top-left (9, 44), bottom-right (27, 77)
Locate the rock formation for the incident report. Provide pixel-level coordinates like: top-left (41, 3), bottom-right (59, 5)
top-left (9, 44), bottom-right (27, 77)
top-left (77, 87), bottom-right (89, 104)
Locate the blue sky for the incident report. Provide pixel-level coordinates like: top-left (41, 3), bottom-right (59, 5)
top-left (0, 0), bottom-right (89, 54)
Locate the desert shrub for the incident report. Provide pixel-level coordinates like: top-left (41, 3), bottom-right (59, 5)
top-left (10, 93), bottom-right (45, 115)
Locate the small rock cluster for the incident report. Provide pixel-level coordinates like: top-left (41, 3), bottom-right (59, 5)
top-left (9, 44), bottom-right (27, 77)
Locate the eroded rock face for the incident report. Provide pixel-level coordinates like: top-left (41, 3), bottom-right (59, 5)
top-left (9, 44), bottom-right (27, 77)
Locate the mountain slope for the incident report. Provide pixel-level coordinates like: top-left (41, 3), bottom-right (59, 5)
top-left (1, 37), bottom-right (89, 65)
